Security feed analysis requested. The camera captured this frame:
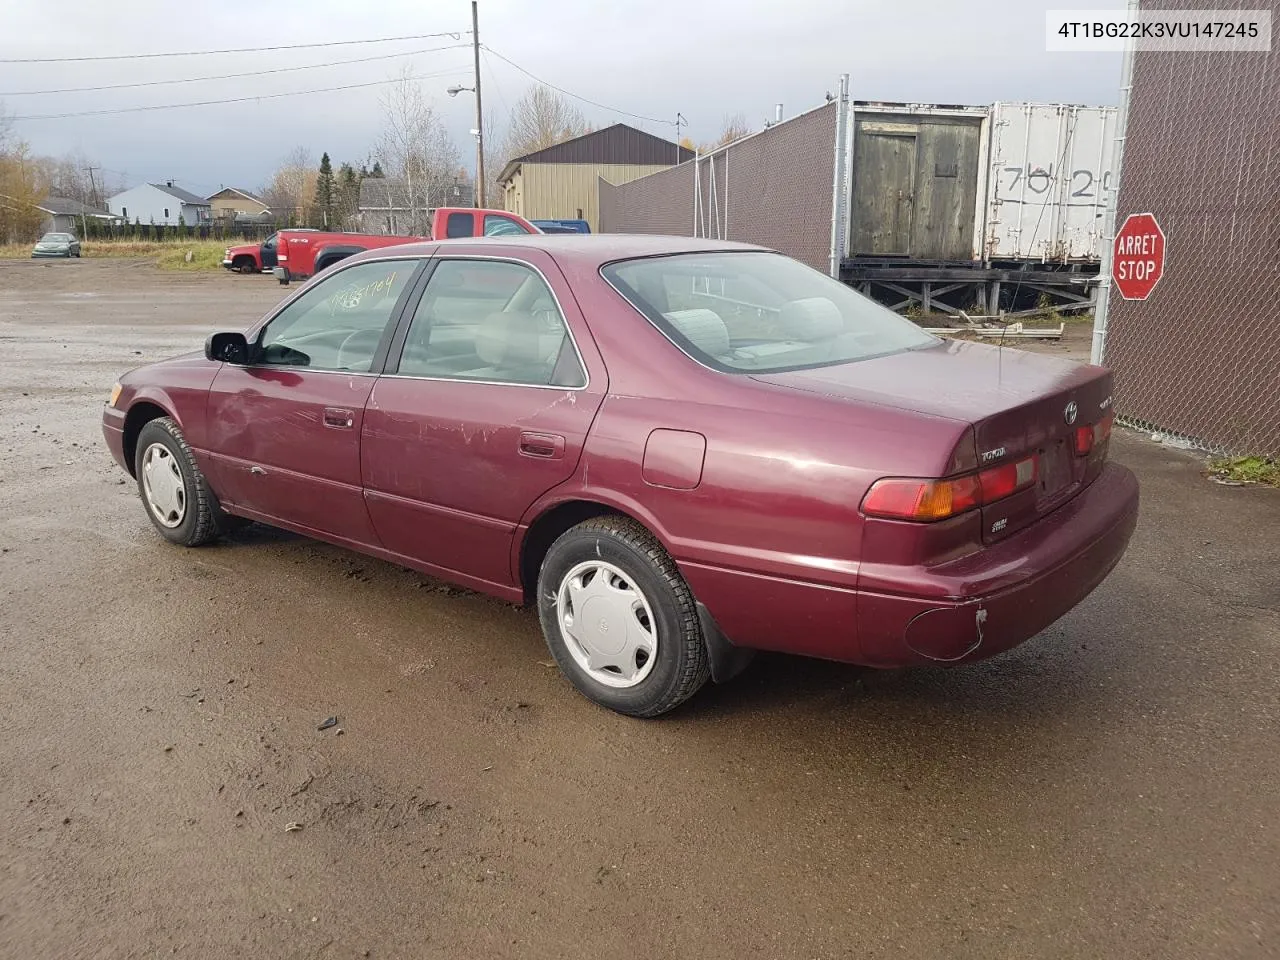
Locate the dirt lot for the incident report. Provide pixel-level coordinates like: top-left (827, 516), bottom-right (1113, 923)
top-left (1, 258), bottom-right (1277, 959)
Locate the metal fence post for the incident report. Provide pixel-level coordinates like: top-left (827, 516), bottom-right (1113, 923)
top-left (828, 73), bottom-right (851, 278)
top-left (1091, 0), bottom-right (1140, 365)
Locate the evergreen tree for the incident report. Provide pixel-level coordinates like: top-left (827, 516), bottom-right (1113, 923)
top-left (337, 163), bottom-right (360, 230)
top-left (313, 152), bottom-right (336, 228)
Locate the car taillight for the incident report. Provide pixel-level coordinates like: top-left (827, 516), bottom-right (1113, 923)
top-left (1074, 411), bottom-right (1115, 456)
top-left (861, 455), bottom-right (1037, 522)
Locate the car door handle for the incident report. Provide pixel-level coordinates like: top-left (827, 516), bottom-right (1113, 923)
top-left (323, 407), bottom-right (355, 429)
top-left (519, 432), bottom-right (565, 459)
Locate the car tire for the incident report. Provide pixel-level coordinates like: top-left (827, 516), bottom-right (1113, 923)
top-left (133, 417), bottom-right (242, 546)
top-left (537, 515), bottom-right (710, 717)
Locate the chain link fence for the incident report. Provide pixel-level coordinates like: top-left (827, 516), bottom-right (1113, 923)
top-left (600, 102), bottom-right (837, 272)
top-left (1104, 0), bottom-right (1280, 456)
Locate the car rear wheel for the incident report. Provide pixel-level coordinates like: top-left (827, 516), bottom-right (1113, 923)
top-left (134, 417), bottom-right (242, 546)
top-left (537, 516), bottom-right (709, 717)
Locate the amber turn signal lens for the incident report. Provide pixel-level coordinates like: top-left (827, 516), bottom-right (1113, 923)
top-left (862, 456), bottom-right (1037, 522)
top-left (109, 383), bottom-right (123, 407)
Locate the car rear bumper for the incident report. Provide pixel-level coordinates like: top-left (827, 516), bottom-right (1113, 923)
top-left (683, 461), bottom-right (1138, 668)
top-left (855, 461), bottom-right (1140, 665)
top-left (102, 406), bottom-right (129, 474)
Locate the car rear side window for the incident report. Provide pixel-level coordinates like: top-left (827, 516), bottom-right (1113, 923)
top-left (395, 259), bottom-right (585, 388)
top-left (255, 260), bottom-right (417, 372)
top-left (445, 212), bottom-right (473, 239)
top-left (602, 251), bottom-right (936, 373)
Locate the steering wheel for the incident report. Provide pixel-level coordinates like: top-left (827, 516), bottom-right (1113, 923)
top-left (335, 328), bottom-right (383, 371)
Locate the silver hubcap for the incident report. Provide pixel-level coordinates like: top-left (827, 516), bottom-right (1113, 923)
top-left (557, 560), bottom-right (659, 688)
top-left (141, 443), bottom-right (186, 528)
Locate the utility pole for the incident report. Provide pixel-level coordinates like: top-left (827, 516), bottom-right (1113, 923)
top-left (471, 1), bottom-right (485, 207)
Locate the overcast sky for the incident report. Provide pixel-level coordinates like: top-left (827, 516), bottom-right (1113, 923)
top-left (0, 0), bottom-right (1124, 198)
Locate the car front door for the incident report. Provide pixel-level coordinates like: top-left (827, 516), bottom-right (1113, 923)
top-left (361, 254), bottom-right (607, 591)
top-left (205, 256), bottom-right (427, 546)
top-left (259, 233), bottom-right (278, 269)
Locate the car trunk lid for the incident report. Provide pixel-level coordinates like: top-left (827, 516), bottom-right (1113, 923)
top-left (752, 339), bottom-right (1115, 541)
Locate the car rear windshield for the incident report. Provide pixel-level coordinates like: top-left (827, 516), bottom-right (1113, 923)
top-left (602, 251), bottom-right (936, 373)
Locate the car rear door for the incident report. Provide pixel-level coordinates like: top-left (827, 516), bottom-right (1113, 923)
top-left (204, 256), bottom-right (428, 546)
top-left (360, 251), bottom-right (607, 591)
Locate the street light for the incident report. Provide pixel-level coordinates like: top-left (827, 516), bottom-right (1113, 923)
top-left (448, 84), bottom-right (484, 208)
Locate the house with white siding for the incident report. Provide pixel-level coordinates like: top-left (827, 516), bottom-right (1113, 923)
top-left (107, 181), bottom-right (212, 226)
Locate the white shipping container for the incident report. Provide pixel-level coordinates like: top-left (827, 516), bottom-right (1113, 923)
top-left (983, 102), bottom-right (1118, 261)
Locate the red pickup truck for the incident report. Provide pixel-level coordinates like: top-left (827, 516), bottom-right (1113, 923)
top-left (222, 208), bottom-right (539, 284)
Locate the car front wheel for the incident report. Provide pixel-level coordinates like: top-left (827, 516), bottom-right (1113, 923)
top-left (537, 516), bottom-right (710, 717)
top-left (133, 417), bottom-right (241, 546)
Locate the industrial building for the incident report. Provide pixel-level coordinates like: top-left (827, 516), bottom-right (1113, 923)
top-left (498, 124), bottom-right (693, 232)
top-left (599, 92), bottom-right (1118, 318)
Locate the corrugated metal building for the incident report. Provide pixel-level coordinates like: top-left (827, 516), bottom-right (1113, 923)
top-left (499, 124), bottom-right (693, 232)
top-left (1102, 0), bottom-right (1280, 456)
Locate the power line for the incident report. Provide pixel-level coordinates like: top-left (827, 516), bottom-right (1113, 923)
top-left (480, 49), bottom-right (511, 125)
top-left (481, 45), bottom-right (676, 126)
top-left (1, 43), bottom-right (471, 96)
top-left (10, 67), bottom-right (470, 121)
top-left (0, 31), bottom-right (465, 64)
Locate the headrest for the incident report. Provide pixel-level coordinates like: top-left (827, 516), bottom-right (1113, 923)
top-left (780, 297), bottom-right (843, 340)
top-left (664, 308), bottom-right (730, 358)
top-left (475, 311), bottom-right (543, 365)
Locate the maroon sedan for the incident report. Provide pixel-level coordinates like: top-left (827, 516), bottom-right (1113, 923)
top-left (102, 236), bottom-right (1138, 716)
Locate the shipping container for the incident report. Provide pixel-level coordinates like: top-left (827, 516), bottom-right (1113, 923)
top-left (983, 102), bottom-right (1118, 261)
top-left (846, 104), bottom-right (989, 261)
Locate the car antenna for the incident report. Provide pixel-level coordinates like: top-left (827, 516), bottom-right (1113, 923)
top-left (996, 308), bottom-right (1012, 384)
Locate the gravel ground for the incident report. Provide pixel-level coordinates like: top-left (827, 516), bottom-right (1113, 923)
top-left (1, 258), bottom-right (1277, 959)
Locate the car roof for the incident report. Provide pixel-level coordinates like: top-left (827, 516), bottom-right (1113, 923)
top-left (347, 234), bottom-right (769, 269)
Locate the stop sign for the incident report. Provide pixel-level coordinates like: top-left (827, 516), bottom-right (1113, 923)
top-left (1113, 212), bottom-right (1166, 300)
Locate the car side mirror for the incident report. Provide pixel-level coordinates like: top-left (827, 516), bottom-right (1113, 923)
top-left (206, 331), bottom-right (250, 364)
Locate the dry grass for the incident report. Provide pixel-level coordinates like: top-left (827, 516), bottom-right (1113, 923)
top-left (0, 238), bottom-right (228, 270)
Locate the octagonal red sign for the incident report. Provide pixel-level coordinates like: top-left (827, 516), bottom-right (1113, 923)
top-left (1113, 212), bottom-right (1166, 301)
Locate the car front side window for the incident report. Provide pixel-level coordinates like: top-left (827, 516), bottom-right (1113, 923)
top-left (395, 259), bottom-right (585, 387)
top-left (255, 260), bottom-right (419, 373)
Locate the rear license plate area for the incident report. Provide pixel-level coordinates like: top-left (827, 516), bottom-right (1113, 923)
top-left (1037, 439), bottom-right (1071, 505)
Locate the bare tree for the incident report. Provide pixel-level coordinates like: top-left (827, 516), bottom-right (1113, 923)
top-left (374, 67), bottom-right (460, 234)
top-left (715, 113), bottom-right (752, 147)
top-left (691, 114), bottom-right (754, 153)
top-left (482, 112), bottom-right (507, 209)
top-left (500, 85), bottom-right (587, 162)
top-left (261, 146), bottom-right (316, 225)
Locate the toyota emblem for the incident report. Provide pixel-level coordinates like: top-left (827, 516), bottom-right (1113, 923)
top-left (1064, 401), bottom-right (1078, 425)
